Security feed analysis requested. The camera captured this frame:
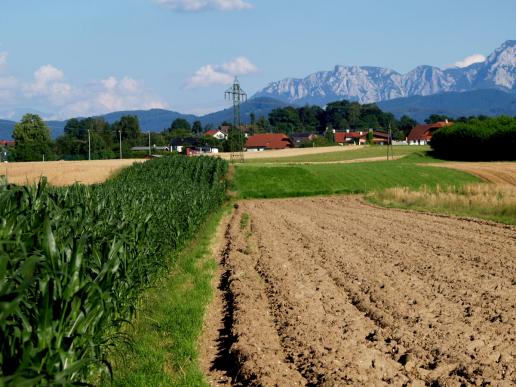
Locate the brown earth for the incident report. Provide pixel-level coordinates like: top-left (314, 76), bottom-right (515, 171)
top-left (428, 162), bottom-right (516, 187)
top-left (202, 197), bottom-right (516, 386)
top-left (1, 159), bottom-right (144, 186)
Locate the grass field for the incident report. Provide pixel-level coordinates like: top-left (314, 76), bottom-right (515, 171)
top-left (2, 159), bottom-right (144, 186)
top-left (245, 145), bottom-right (429, 164)
top-left (233, 158), bottom-right (479, 199)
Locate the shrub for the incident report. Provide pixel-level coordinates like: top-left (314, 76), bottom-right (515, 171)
top-left (431, 116), bottom-right (516, 161)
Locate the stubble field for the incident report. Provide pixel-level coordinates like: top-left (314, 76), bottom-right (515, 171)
top-left (203, 196), bottom-right (516, 386)
top-left (1, 159), bottom-right (144, 186)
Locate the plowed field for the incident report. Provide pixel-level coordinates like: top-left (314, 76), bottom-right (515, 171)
top-left (203, 197), bottom-right (516, 386)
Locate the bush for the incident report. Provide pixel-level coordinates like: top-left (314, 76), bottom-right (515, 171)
top-left (0, 155), bottom-right (227, 385)
top-left (431, 116), bottom-right (516, 161)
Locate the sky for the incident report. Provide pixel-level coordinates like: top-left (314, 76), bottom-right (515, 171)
top-left (0, 0), bottom-right (515, 120)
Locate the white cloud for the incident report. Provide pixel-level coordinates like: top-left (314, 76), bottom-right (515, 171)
top-left (454, 54), bottom-right (486, 68)
top-left (26, 64), bottom-right (72, 100)
top-left (156, 0), bottom-right (252, 11)
top-left (186, 56), bottom-right (258, 88)
top-left (0, 60), bottom-right (168, 120)
top-left (0, 51), bottom-right (7, 68)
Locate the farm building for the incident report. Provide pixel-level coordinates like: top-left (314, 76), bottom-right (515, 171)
top-left (335, 130), bottom-right (367, 145)
top-left (205, 129), bottom-right (227, 140)
top-left (246, 133), bottom-right (294, 151)
top-left (407, 121), bottom-right (452, 145)
top-left (291, 132), bottom-right (318, 147)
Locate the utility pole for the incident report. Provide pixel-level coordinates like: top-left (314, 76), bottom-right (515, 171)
top-left (88, 129), bottom-right (91, 161)
top-left (119, 130), bottom-right (122, 159)
top-left (387, 123), bottom-right (394, 160)
top-left (225, 77), bottom-right (247, 163)
top-left (148, 132), bottom-right (151, 156)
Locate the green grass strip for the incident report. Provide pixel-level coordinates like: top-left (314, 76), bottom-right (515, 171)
top-left (245, 145), bottom-right (430, 164)
top-left (106, 204), bottom-right (231, 386)
top-left (233, 159), bottom-right (480, 199)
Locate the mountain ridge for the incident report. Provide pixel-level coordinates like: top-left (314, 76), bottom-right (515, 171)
top-left (254, 40), bottom-right (516, 106)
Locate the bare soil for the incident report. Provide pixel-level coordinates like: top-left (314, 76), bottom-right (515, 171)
top-left (2, 159), bottom-right (144, 186)
top-left (202, 197), bottom-right (516, 386)
top-left (429, 162), bottom-right (516, 187)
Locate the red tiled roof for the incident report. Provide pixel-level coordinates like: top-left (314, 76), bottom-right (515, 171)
top-left (205, 130), bottom-right (220, 136)
top-left (334, 131), bottom-right (367, 143)
top-left (0, 140), bottom-right (15, 146)
top-left (407, 122), bottom-right (451, 141)
top-left (246, 133), bottom-right (294, 149)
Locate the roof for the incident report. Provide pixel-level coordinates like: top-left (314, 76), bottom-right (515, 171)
top-left (335, 131), bottom-right (367, 143)
top-left (407, 121), bottom-right (451, 141)
top-left (205, 129), bottom-right (223, 136)
top-left (170, 137), bottom-right (203, 147)
top-left (0, 140), bottom-right (15, 146)
top-left (246, 133), bottom-right (294, 149)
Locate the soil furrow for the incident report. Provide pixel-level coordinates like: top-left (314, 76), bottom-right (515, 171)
top-left (202, 197), bottom-right (515, 386)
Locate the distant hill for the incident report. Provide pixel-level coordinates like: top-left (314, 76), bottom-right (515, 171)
top-left (200, 97), bottom-right (289, 126)
top-left (99, 109), bottom-right (197, 131)
top-left (1, 98), bottom-right (289, 139)
top-left (378, 89), bottom-right (516, 122)
top-left (0, 120), bottom-right (16, 140)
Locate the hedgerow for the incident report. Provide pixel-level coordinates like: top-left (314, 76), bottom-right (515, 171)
top-left (431, 116), bottom-right (516, 161)
top-left (0, 155), bottom-right (227, 385)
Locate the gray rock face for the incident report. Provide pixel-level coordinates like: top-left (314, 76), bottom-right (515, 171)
top-left (254, 41), bottom-right (516, 105)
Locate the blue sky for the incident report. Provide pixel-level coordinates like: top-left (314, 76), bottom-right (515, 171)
top-left (0, 0), bottom-right (515, 119)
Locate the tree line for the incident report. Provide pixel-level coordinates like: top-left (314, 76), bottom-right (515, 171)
top-left (9, 114), bottom-right (214, 161)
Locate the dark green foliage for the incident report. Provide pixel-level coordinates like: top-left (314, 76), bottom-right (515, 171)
top-left (268, 100), bottom-right (398, 134)
top-left (431, 116), bottom-right (516, 161)
top-left (169, 118), bottom-right (191, 132)
top-left (0, 155), bottom-right (227, 385)
top-left (425, 114), bottom-right (453, 124)
top-left (56, 116), bottom-right (153, 160)
top-left (12, 114), bottom-right (56, 161)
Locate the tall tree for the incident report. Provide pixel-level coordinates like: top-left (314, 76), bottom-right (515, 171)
top-left (13, 114), bottom-right (56, 161)
top-left (192, 120), bottom-right (203, 135)
top-left (169, 118), bottom-right (191, 132)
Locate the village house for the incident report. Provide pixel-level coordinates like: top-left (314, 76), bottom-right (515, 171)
top-left (205, 129), bottom-right (227, 140)
top-left (407, 121), bottom-right (452, 145)
top-left (246, 133), bottom-right (294, 151)
top-left (290, 132), bottom-right (318, 147)
top-left (334, 130), bottom-right (367, 145)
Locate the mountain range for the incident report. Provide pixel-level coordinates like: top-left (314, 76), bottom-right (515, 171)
top-left (1, 40), bottom-right (515, 139)
top-left (254, 40), bottom-right (516, 106)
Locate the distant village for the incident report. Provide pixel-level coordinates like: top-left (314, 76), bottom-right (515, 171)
top-left (140, 120), bottom-right (451, 156)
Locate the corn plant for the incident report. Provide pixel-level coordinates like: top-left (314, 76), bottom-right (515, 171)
top-left (0, 155), bottom-right (227, 385)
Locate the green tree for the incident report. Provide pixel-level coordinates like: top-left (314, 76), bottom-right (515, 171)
top-left (425, 114), bottom-right (452, 124)
top-left (170, 118), bottom-right (191, 132)
top-left (112, 115), bottom-right (141, 141)
top-left (192, 120), bottom-right (203, 135)
top-left (12, 114), bottom-right (56, 161)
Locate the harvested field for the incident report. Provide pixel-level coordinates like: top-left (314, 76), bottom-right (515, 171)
top-left (429, 162), bottom-right (516, 186)
top-left (2, 159), bottom-right (144, 186)
top-left (203, 197), bottom-right (516, 386)
top-left (211, 145), bottom-right (361, 161)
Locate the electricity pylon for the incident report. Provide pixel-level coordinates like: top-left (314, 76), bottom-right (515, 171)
top-left (225, 77), bottom-right (247, 163)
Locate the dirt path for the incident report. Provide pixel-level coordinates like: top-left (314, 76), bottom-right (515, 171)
top-left (211, 145), bottom-right (362, 161)
top-left (202, 197), bottom-right (516, 386)
top-left (428, 162), bottom-right (516, 186)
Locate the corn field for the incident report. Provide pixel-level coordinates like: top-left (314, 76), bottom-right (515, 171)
top-left (0, 155), bottom-right (227, 385)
